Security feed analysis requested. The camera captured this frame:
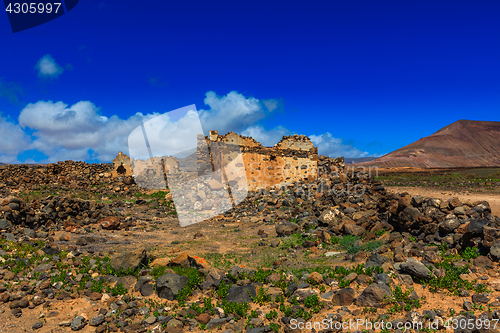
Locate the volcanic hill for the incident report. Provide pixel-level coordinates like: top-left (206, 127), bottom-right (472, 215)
top-left (358, 119), bottom-right (500, 169)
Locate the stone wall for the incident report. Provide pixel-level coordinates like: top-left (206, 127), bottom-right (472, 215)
top-left (206, 131), bottom-right (322, 191)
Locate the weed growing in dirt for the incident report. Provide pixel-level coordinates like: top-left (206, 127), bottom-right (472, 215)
top-left (251, 287), bottom-right (271, 305)
top-left (336, 235), bottom-right (384, 254)
top-left (189, 297), bottom-right (215, 315)
top-left (269, 322), bottom-right (280, 332)
top-left (266, 310), bottom-right (278, 320)
top-left (385, 285), bottom-right (422, 314)
top-left (461, 246), bottom-right (480, 261)
top-left (204, 253), bottom-right (244, 270)
top-left (170, 266), bottom-right (204, 304)
top-left (339, 235), bottom-right (358, 251)
top-left (217, 299), bottom-right (250, 318)
top-left (362, 307), bottom-right (378, 314)
top-left (279, 234), bottom-right (303, 250)
top-left (417, 248), bottom-right (489, 295)
top-left (217, 280), bottom-right (231, 299)
top-left (304, 294), bottom-right (322, 313)
top-left (107, 283), bottom-right (127, 296)
top-left (135, 190), bottom-right (169, 199)
top-left (91, 279), bottom-right (106, 293)
top-left (253, 268), bottom-right (272, 283)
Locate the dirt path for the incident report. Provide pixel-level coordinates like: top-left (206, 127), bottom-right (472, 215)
top-left (386, 186), bottom-right (500, 217)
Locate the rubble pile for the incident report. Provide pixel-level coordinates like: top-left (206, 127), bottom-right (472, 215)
top-left (0, 134), bottom-right (499, 332)
top-left (0, 161), bottom-right (125, 193)
top-left (232, 172), bottom-right (500, 261)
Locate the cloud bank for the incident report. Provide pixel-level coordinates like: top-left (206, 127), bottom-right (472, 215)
top-left (0, 91), bottom-right (373, 163)
top-left (18, 100), bottom-right (157, 162)
top-left (0, 116), bottom-right (31, 163)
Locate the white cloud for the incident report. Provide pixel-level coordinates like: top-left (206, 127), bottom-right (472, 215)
top-left (199, 91), bottom-right (278, 135)
top-left (241, 125), bottom-right (292, 147)
top-left (14, 92), bottom-right (284, 162)
top-left (128, 105), bottom-right (204, 160)
top-left (309, 132), bottom-right (371, 158)
top-left (35, 54), bottom-right (64, 79)
top-left (18, 100), bottom-right (155, 162)
top-left (0, 116), bottom-right (31, 163)
top-left (0, 91), bottom-right (374, 163)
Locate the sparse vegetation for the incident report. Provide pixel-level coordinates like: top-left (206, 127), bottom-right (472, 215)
top-left (385, 285), bottom-right (422, 314)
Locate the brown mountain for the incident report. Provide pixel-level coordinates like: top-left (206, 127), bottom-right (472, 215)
top-left (358, 120), bottom-right (500, 169)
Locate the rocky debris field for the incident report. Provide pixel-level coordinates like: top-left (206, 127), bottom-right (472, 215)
top-left (1, 161), bottom-right (500, 332)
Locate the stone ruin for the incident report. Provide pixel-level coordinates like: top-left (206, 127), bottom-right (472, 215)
top-left (113, 152), bottom-right (182, 190)
top-left (113, 131), bottom-right (346, 192)
top-left (112, 152), bottom-right (133, 177)
top-left (215, 130), bottom-right (345, 190)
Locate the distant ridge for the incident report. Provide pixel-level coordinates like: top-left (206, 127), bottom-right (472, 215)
top-left (344, 157), bottom-right (378, 164)
top-left (356, 120), bottom-right (500, 168)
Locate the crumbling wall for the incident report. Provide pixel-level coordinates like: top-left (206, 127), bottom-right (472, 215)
top-left (243, 153), bottom-right (318, 190)
top-left (207, 131), bottom-right (320, 191)
top-left (197, 134), bottom-right (213, 177)
top-left (112, 152), bottom-right (181, 190)
top-left (112, 152), bottom-right (133, 177)
top-left (273, 135), bottom-right (316, 151)
top-left (212, 131), bottom-right (263, 148)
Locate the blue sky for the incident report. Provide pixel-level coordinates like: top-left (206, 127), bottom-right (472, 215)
top-left (0, 0), bottom-right (499, 163)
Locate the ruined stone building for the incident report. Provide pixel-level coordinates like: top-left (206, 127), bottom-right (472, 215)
top-left (113, 131), bottom-right (345, 192)
top-left (200, 131), bottom-right (319, 191)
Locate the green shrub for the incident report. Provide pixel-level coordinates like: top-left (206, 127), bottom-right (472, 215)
top-left (217, 280), bottom-right (231, 299)
top-left (252, 268), bottom-right (272, 283)
top-left (251, 287), bottom-right (271, 305)
top-left (339, 235), bottom-right (359, 251)
top-left (279, 234), bottom-right (303, 249)
top-left (107, 283), bottom-right (127, 296)
top-left (170, 266), bottom-right (204, 303)
top-left (420, 261), bottom-right (489, 295)
top-left (269, 323), bottom-right (281, 332)
top-left (385, 285), bottom-right (421, 314)
top-left (461, 247), bottom-right (480, 261)
top-left (91, 279), bottom-right (106, 293)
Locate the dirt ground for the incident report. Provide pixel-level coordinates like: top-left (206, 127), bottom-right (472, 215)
top-left (386, 186), bottom-right (500, 217)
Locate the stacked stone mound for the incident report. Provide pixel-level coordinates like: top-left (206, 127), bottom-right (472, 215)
top-left (236, 172), bottom-right (500, 261)
top-left (0, 161), bottom-right (114, 193)
top-left (0, 196), bottom-right (113, 232)
top-left (0, 160), bottom-right (142, 232)
top-left (318, 155), bottom-right (345, 179)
